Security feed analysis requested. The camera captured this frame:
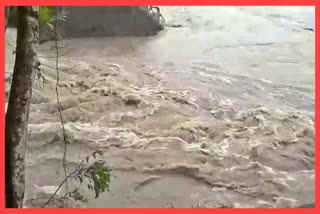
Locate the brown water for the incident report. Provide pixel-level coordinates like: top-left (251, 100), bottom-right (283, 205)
top-left (5, 6), bottom-right (315, 208)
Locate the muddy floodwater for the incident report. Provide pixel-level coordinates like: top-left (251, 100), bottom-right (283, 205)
top-left (5, 6), bottom-right (315, 208)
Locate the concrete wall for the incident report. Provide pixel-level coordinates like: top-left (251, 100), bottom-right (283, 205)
top-left (57, 6), bottom-right (164, 38)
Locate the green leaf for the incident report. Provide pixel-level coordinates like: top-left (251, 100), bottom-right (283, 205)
top-left (83, 161), bottom-right (111, 199)
top-left (39, 6), bottom-right (52, 24)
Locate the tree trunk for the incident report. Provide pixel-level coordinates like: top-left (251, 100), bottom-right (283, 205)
top-left (5, 7), bottom-right (9, 32)
top-left (5, 6), bottom-right (39, 208)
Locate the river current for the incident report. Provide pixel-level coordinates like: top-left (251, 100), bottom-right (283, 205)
top-left (5, 6), bottom-right (315, 208)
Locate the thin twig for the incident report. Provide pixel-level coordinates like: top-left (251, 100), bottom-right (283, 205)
top-left (34, 60), bottom-right (48, 88)
top-left (41, 158), bottom-right (86, 208)
top-left (40, 62), bottom-right (78, 72)
top-left (53, 7), bottom-right (68, 207)
top-left (38, 43), bottom-right (70, 52)
top-left (40, 51), bottom-right (69, 58)
top-left (41, 170), bottom-right (78, 208)
top-left (77, 143), bottom-right (82, 166)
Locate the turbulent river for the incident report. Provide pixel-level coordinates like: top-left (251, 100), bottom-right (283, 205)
top-left (5, 6), bottom-right (315, 208)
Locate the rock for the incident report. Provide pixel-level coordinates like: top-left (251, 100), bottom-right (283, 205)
top-left (123, 94), bottom-right (142, 106)
top-left (169, 24), bottom-right (183, 28)
top-left (302, 27), bottom-right (314, 32)
top-left (201, 142), bottom-right (208, 149)
top-left (59, 7), bottom-right (165, 38)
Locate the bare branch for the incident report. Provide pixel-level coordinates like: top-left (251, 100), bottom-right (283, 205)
top-left (38, 43), bottom-right (70, 52)
top-left (39, 51), bottom-right (70, 58)
top-left (40, 62), bottom-right (78, 72)
top-left (53, 7), bottom-right (68, 207)
top-left (39, 8), bottom-right (111, 208)
top-left (41, 170), bottom-right (78, 208)
top-left (41, 152), bottom-right (109, 207)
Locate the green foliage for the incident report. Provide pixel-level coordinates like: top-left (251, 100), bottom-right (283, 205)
top-left (5, 6), bottom-right (67, 31)
top-left (68, 188), bottom-right (88, 203)
top-left (85, 160), bottom-right (111, 198)
top-left (68, 150), bottom-right (111, 203)
top-left (39, 6), bottom-right (53, 24)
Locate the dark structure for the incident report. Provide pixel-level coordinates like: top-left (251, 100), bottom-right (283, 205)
top-left (39, 6), bottom-right (165, 42)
